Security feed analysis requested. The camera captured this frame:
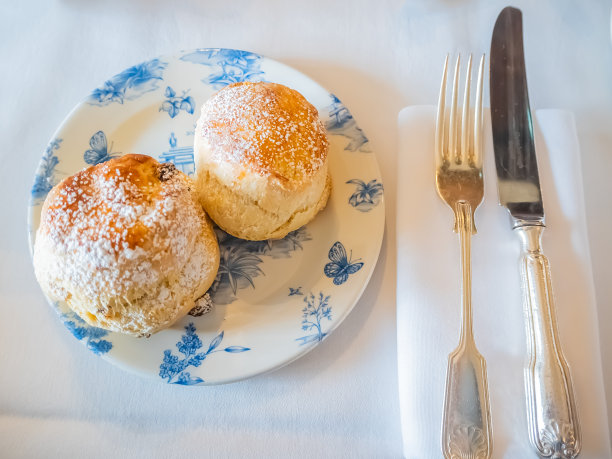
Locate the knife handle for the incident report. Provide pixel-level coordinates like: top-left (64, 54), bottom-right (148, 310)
top-left (515, 224), bottom-right (581, 458)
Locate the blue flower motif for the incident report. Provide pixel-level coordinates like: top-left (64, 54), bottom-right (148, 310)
top-left (346, 179), bottom-right (383, 212)
top-left (176, 372), bottom-right (203, 385)
top-left (323, 241), bottom-right (363, 285)
top-left (88, 58), bottom-right (167, 106)
top-left (181, 48), bottom-right (265, 88)
top-left (61, 311), bottom-right (112, 355)
top-left (289, 287), bottom-right (303, 296)
top-left (31, 138), bottom-right (62, 204)
top-left (89, 340), bottom-right (113, 354)
top-left (83, 131), bottom-right (120, 165)
top-left (63, 319), bottom-right (87, 340)
top-left (159, 86), bottom-right (195, 118)
top-left (325, 94), bottom-right (370, 152)
top-left (208, 227), bottom-right (311, 305)
top-left (94, 81), bottom-right (124, 104)
top-left (159, 323), bottom-right (249, 385)
top-left (296, 292), bottom-right (332, 345)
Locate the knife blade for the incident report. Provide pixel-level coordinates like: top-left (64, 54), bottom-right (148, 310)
top-left (490, 6), bottom-right (543, 227)
top-left (490, 6), bottom-right (581, 458)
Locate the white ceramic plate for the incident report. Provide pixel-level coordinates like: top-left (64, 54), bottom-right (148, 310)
top-left (28, 49), bottom-right (384, 385)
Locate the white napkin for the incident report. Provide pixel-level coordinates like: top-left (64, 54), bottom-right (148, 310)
top-left (396, 106), bottom-right (611, 458)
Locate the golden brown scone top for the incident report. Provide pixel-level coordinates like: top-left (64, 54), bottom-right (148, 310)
top-left (199, 82), bottom-right (329, 184)
top-left (39, 154), bottom-right (188, 254)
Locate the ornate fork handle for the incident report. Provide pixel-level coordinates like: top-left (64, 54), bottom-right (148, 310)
top-left (442, 201), bottom-right (492, 459)
top-left (516, 224), bottom-right (581, 458)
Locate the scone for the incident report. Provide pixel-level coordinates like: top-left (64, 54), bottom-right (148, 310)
top-left (33, 154), bottom-right (220, 337)
top-left (194, 81), bottom-right (331, 241)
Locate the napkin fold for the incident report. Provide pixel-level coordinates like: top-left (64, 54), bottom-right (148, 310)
top-left (396, 106), bottom-right (611, 458)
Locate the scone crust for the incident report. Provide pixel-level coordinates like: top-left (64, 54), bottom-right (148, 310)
top-left (195, 82), bottom-right (331, 240)
top-left (33, 154), bottom-right (220, 336)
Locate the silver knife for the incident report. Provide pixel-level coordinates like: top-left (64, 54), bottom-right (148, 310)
top-left (490, 7), bottom-right (581, 458)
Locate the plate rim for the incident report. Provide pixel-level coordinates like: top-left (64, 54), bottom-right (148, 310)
top-left (27, 47), bottom-right (386, 385)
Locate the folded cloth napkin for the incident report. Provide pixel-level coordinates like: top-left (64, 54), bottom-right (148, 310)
top-left (396, 106), bottom-right (611, 458)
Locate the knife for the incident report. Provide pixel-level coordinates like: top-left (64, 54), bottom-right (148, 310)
top-left (490, 7), bottom-right (581, 458)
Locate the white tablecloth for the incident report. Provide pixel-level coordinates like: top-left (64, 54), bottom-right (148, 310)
top-left (1, 1), bottom-right (611, 457)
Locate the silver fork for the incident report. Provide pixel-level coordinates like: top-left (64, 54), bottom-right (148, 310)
top-left (436, 54), bottom-right (493, 459)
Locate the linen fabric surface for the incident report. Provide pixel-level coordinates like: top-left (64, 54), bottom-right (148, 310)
top-left (396, 106), bottom-right (611, 458)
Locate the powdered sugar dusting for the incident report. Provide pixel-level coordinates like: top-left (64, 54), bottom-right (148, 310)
top-left (36, 155), bottom-right (203, 302)
top-left (199, 82), bottom-right (328, 184)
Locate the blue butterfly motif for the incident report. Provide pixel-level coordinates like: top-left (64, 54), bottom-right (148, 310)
top-left (324, 241), bottom-right (363, 285)
top-left (289, 287), bottom-right (303, 296)
top-left (83, 131), bottom-right (119, 165)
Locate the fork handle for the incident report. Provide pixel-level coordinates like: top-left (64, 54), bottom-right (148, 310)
top-left (516, 224), bottom-right (581, 458)
top-left (442, 201), bottom-right (493, 459)
top-left (442, 344), bottom-right (492, 459)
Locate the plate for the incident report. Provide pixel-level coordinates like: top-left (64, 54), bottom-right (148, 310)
top-left (28, 49), bottom-right (384, 385)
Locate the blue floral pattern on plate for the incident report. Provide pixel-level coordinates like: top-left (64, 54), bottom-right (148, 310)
top-left (210, 227), bottom-right (311, 305)
top-left (61, 311), bottom-right (113, 355)
top-left (88, 58), bottom-right (167, 106)
top-left (31, 138), bottom-right (62, 205)
top-left (346, 179), bottom-right (384, 212)
top-left (159, 86), bottom-right (195, 118)
top-left (159, 323), bottom-right (249, 385)
top-left (84, 131), bottom-right (120, 165)
top-left (324, 241), bottom-right (364, 285)
top-left (28, 49), bottom-right (384, 385)
top-left (169, 132), bottom-right (177, 148)
top-left (181, 48), bottom-right (265, 88)
top-left (159, 132), bottom-right (195, 176)
top-left (296, 292), bottom-right (332, 345)
top-left (325, 94), bottom-right (370, 152)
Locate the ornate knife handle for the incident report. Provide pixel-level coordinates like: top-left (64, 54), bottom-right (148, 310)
top-left (515, 224), bottom-right (581, 458)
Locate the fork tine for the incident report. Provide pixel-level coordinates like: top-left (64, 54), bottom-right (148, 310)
top-left (473, 54), bottom-right (485, 168)
top-left (449, 55), bottom-right (461, 164)
top-left (435, 55), bottom-right (449, 167)
top-left (461, 54), bottom-right (473, 165)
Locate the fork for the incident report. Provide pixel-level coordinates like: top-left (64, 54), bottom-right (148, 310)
top-left (436, 54), bottom-right (493, 459)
